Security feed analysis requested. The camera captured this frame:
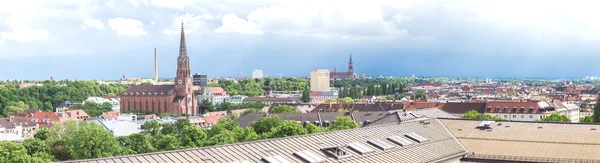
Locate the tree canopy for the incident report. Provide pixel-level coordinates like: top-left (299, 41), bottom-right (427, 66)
top-left (328, 116), bottom-right (360, 131)
top-left (270, 105), bottom-right (299, 114)
top-left (0, 80), bottom-right (130, 117)
top-left (461, 110), bottom-right (504, 120)
top-left (593, 96), bottom-right (600, 122)
top-left (209, 78), bottom-right (309, 97)
top-left (539, 113), bottom-right (571, 122)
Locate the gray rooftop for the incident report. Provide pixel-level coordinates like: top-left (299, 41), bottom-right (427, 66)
top-left (60, 119), bottom-right (468, 163)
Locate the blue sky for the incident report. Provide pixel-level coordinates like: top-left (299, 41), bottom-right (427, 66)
top-left (1, 0), bottom-right (599, 80)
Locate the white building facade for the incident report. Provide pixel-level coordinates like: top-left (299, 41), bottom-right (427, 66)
top-left (252, 69), bottom-right (263, 78)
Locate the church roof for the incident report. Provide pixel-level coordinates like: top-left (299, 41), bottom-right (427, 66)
top-left (123, 85), bottom-right (175, 95)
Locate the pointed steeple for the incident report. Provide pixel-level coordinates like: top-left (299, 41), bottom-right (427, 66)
top-left (348, 53), bottom-right (354, 73)
top-left (179, 22), bottom-right (187, 57)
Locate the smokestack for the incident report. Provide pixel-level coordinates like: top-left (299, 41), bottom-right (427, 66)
top-left (154, 48), bottom-right (158, 82)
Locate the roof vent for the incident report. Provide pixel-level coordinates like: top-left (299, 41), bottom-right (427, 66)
top-left (458, 129), bottom-right (463, 131)
top-left (592, 128), bottom-right (597, 131)
top-left (538, 126), bottom-right (543, 129)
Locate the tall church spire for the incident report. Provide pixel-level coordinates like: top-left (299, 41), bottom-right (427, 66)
top-left (348, 53), bottom-right (354, 73)
top-left (179, 22), bottom-right (187, 57)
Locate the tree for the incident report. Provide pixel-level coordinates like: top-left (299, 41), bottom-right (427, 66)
top-left (34, 128), bottom-right (51, 141)
top-left (305, 123), bottom-right (323, 134)
top-left (141, 120), bottom-right (161, 136)
top-left (152, 134), bottom-right (181, 151)
top-left (240, 126), bottom-right (261, 142)
top-left (207, 121), bottom-right (244, 140)
top-left (268, 120), bottom-right (308, 138)
top-left (461, 110), bottom-right (504, 120)
top-left (379, 97), bottom-right (387, 102)
top-left (180, 125), bottom-right (208, 148)
top-left (3, 101), bottom-right (29, 116)
top-left (580, 116), bottom-right (593, 123)
top-left (241, 108), bottom-right (265, 116)
top-left (0, 141), bottom-right (35, 162)
top-left (251, 116), bottom-right (284, 135)
top-left (413, 91), bottom-right (427, 99)
top-left (206, 131), bottom-right (237, 146)
top-left (302, 88), bottom-right (311, 103)
top-left (117, 133), bottom-right (157, 155)
top-left (328, 116), bottom-right (359, 131)
top-left (140, 82), bottom-right (153, 86)
top-left (270, 105), bottom-right (299, 113)
top-left (337, 108), bottom-right (349, 112)
top-left (593, 96), bottom-right (600, 122)
top-left (61, 121), bottom-right (122, 160)
top-left (70, 102), bottom-right (113, 117)
top-left (23, 138), bottom-right (51, 155)
top-left (339, 97), bottom-right (354, 104)
top-left (539, 113), bottom-right (571, 122)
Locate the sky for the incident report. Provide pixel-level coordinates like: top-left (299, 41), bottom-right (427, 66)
top-left (1, 0), bottom-right (600, 80)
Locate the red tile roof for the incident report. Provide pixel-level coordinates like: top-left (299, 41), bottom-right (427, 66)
top-left (403, 102), bottom-right (441, 110)
top-left (485, 102), bottom-right (541, 114)
top-left (102, 112), bottom-right (119, 119)
top-left (204, 116), bottom-right (222, 124)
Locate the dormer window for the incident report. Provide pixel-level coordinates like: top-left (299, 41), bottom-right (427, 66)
top-left (529, 107), bottom-right (534, 113)
top-left (519, 108), bottom-right (525, 113)
top-left (487, 107), bottom-right (491, 112)
top-left (512, 107), bottom-right (517, 113)
top-left (503, 107), bottom-right (508, 113)
top-left (495, 106), bottom-right (499, 112)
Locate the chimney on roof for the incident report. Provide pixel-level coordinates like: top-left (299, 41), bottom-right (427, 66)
top-left (9, 115), bottom-right (14, 122)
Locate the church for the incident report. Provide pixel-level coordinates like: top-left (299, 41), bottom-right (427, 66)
top-left (119, 23), bottom-right (197, 116)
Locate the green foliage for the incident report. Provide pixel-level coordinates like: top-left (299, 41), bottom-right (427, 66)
top-left (337, 108), bottom-right (349, 112)
top-left (305, 123), bottom-right (323, 134)
top-left (209, 78), bottom-right (309, 97)
top-left (461, 110), bottom-right (504, 120)
top-left (34, 128), bottom-right (51, 141)
top-left (268, 120), bottom-right (308, 138)
top-left (152, 134), bottom-right (181, 151)
top-left (23, 139), bottom-right (51, 155)
top-left (3, 101), bottom-right (29, 116)
top-left (117, 133), bottom-right (156, 155)
top-left (270, 105), bottom-right (299, 113)
top-left (413, 91), bottom-right (427, 99)
top-left (0, 81), bottom-right (131, 116)
top-left (215, 101), bottom-right (267, 111)
top-left (240, 127), bottom-right (260, 142)
top-left (199, 99), bottom-right (215, 113)
top-left (61, 121), bottom-right (122, 160)
top-left (206, 131), bottom-right (237, 146)
top-left (328, 116), bottom-right (359, 131)
top-left (207, 121), bottom-right (243, 140)
top-left (539, 113), bottom-right (571, 122)
top-left (251, 116), bottom-right (284, 135)
top-left (0, 141), bottom-right (38, 162)
top-left (302, 88), bottom-right (311, 103)
top-left (593, 96), bottom-right (600, 122)
top-left (160, 119), bottom-right (192, 135)
top-left (70, 102), bottom-right (113, 117)
top-left (580, 116), bottom-right (593, 123)
top-left (241, 108), bottom-right (265, 116)
top-left (141, 120), bottom-right (161, 136)
top-left (180, 125), bottom-right (208, 148)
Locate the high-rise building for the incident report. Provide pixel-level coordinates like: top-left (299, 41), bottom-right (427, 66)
top-left (193, 73), bottom-right (207, 86)
top-left (252, 69), bottom-right (263, 78)
top-left (310, 69), bottom-right (330, 92)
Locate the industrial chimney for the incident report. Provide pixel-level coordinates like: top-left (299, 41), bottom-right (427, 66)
top-left (154, 48), bottom-right (158, 82)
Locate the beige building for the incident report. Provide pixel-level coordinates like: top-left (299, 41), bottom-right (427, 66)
top-left (310, 69), bottom-right (330, 92)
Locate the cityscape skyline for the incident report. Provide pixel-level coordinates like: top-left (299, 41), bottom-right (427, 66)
top-left (1, 0), bottom-right (600, 80)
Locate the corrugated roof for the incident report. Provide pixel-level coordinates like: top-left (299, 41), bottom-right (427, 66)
top-left (61, 119), bottom-right (468, 163)
top-left (441, 119), bottom-right (600, 162)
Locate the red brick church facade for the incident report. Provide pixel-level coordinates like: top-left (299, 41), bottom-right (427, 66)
top-left (120, 23), bottom-right (197, 116)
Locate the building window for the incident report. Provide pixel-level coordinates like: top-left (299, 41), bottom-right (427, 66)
top-left (503, 108), bottom-right (508, 113)
top-left (133, 101), bottom-right (137, 109)
top-left (529, 115), bottom-right (533, 118)
top-left (519, 108), bottom-right (525, 113)
top-left (495, 107), bottom-right (499, 112)
top-left (504, 115), bottom-right (508, 118)
top-left (164, 101), bottom-right (168, 113)
top-left (158, 101), bottom-right (161, 113)
top-left (512, 107), bottom-right (517, 113)
top-left (152, 101), bottom-right (155, 113)
top-left (512, 115), bottom-right (516, 118)
top-left (529, 108), bottom-right (534, 113)
top-left (146, 101), bottom-right (149, 111)
top-left (521, 115), bottom-right (524, 118)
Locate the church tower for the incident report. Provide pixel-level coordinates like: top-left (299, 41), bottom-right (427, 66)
top-left (348, 54), bottom-right (354, 74)
top-left (174, 23), bottom-right (195, 115)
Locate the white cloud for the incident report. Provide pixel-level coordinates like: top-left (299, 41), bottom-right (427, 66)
top-left (392, 14), bottom-right (412, 24)
top-left (213, 1), bottom-right (409, 39)
top-left (163, 13), bottom-right (216, 35)
top-left (83, 19), bottom-right (105, 29)
top-left (0, 16), bottom-right (49, 42)
top-left (108, 17), bottom-right (147, 36)
top-left (149, 0), bottom-right (191, 10)
top-left (214, 13), bottom-right (263, 35)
